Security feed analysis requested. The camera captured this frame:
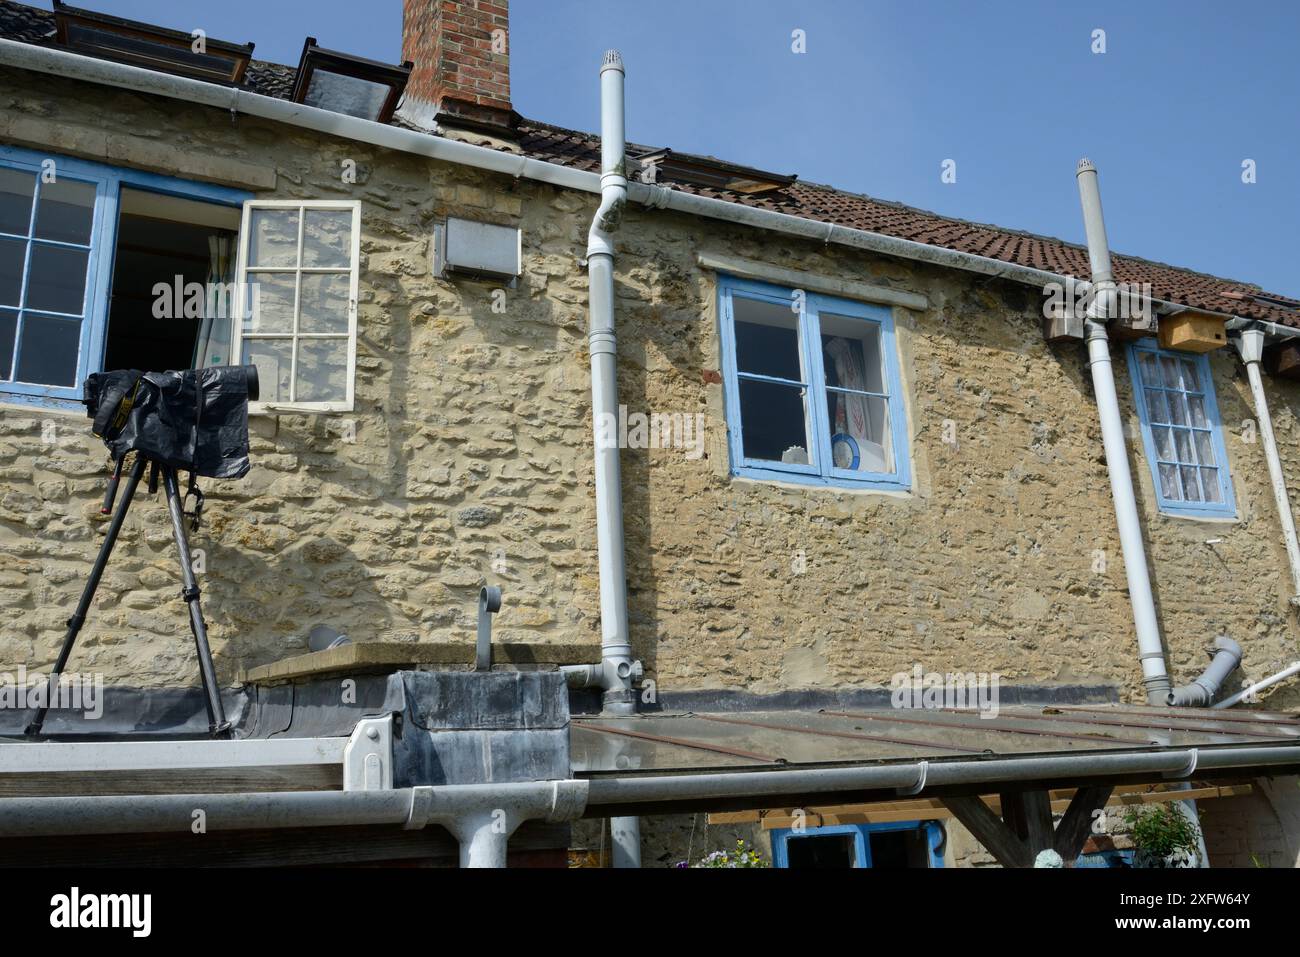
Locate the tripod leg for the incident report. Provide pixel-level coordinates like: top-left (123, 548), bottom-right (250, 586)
top-left (162, 467), bottom-right (230, 736)
top-left (26, 454), bottom-right (148, 736)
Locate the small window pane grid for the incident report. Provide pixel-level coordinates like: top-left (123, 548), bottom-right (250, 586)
top-left (718, 275), bottom-right (911, 491)
top-left (0, 146), bottom-right (252, 410)
top-left (0, 166), bottom-right (100, 391)
top-left (235, 202), bottom-right (360, 412)
top-left (1128, 343), bottom-right (1236, 518)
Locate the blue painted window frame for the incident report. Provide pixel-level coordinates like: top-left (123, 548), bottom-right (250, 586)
top-left (1126, 341), bottom-right (1237, 519)
top-left (717, 274), bottom-right (911, 491)
top-left (770, 820), bottom-right (945, 868)
top-left (0, 145), bottom-right (252, 411)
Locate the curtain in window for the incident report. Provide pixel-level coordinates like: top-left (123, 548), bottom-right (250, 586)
top-left (191, 234), bottom-right (234, 368)
top-left (825, 336), bottom-right (887, 471)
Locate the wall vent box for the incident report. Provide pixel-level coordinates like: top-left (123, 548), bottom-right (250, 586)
top-left (435, 218), bottom-right (521, 283)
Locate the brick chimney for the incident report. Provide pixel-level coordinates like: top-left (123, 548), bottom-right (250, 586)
top-left (401, 0), bottom-right (518, 145)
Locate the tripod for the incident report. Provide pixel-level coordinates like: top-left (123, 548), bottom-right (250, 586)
top-left (25, 452), bottom-right (231, 737)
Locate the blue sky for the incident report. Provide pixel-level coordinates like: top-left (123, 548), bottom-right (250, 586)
top-left (31, 0), bottom-right (1300, 296)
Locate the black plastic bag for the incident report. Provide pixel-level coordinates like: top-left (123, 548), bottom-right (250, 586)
top-left (83, 366), bottom-right (258, 480)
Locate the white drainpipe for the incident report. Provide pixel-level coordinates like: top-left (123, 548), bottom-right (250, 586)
top-left (560, 51), bottom-right (642, 718)
top-left (1214, 660), bottom-right (1300, 709)
top-left (1076, 159), bottom-right (1172, 705)
top-left (1233, 328), bottom-right (1300, 603)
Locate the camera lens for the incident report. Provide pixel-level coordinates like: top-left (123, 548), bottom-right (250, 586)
top-left (242, 365), bottom-right (260, 402)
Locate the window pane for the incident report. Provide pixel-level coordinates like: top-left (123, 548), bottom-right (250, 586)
top-left (738, 378), bottom-right (811, 465)
top-left (294, 338), bottom-right (348, 403)
top-left (34, 178), bottom-right (94, 245)
top-left (1153, 426), bottom-right (1175, 462)
top-left (733, 295), bottom-right (802, 381)
top-left (1158, 463), bottom-right (1180, 500)
top-left (0, 168), bottom-right (35, 236)
top-left (1166, 392), bottom-right (1187, 426)
top-left (1180, 360), bottom-right (1200, 392)
top-left (1174, 429), bottom-right (1194, 464)
top-left (15, 313), bottom-right (80, 386)
top-left (0, 307), bottom-right (15, 379)
top-left (0, 236), bottom-right (24, 306)
top-left (1194, 431), bottom-right (1215, 467)
top-left (244, 272), bottom-right (295, 333)
top-left (1180, 465), bottom-right (1202, 502)
top-left (242, 338), bottom-right (293, 402)
top-left (25, 243), bottom-right (88, 314)
top-left (299, 272), bottom-right (350, 333)
top-left (1186, 394), bottom-right (1207, 428)
top-left (1145, 389), bottom-right (1168, 424)
top-left (248, 208), bottom-right (299, 267)
top-left (1161, 356), bottom-right (1180, 390)
top-left (821, 313), bottom-right (885, 394)
top-left (302, 209), bottom-right (352, 268)
top-left (1201, 468), bottom-right (1222, 503)
top-left (826, 389), bottom-right (892, 473)
top-left (1138, 352), bottom-right (1161, 387)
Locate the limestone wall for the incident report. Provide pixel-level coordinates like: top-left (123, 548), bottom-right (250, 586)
top-left (2, 69), bottom-right (1299, 707)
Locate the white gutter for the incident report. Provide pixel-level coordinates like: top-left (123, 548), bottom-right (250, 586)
top-left (1232, 328), bottom-right (1300, 603)
top-left (1075, 159), bottom-right (1171, 705)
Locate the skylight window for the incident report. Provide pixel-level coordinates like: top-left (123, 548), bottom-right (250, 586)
top-left (291, 39), bottom-right (412, 124)
top-left (53, 1), bottom-right (254, 85)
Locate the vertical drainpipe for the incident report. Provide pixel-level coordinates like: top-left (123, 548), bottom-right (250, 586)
top-left (576, 50), bottom-right (641, 716)
top-left (1075, 159), bottom-right (1172, 705)
top-left (1234, 327), bottom-right (1300, 602)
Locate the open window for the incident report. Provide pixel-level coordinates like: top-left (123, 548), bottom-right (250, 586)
top-left (105, 188), bottom-right (240, 374)
top-left (232, 200), bottom-right (360, 414)
top-left (718, 275), bottom-right (911, 490)
top-left (1, 146), bottom-right (251, 410)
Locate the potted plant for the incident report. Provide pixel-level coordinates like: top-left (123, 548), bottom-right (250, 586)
top-left (676, 839), bottom-right (769, 868)
top-left (1126, 804), bottom-right (1202, 868)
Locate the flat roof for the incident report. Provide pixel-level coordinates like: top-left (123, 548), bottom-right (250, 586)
top-left (572, 704), bottom-right (1300, 775)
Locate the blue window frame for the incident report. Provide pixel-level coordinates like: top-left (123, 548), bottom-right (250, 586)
top-left (770, 820), bottom-right (945, 868)
top-left (717, 275), bottom-right (911, 490)
top-left (0, 145), bottom-right (251, 409)
top-left (1126, 341), bottom-right (1236, 518)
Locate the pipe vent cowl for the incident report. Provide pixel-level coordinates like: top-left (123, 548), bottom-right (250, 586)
top-left (601, 50), bottom-right (624, 73)
top-left (1076, 157), bottom-right (1096, 176)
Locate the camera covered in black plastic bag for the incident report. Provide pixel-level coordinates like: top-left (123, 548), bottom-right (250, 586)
top-left (83, 365), bottom-right (260, 479)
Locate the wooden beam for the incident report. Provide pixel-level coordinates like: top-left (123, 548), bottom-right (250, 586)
top-left (711, 783), bottom-right (1255, 830)
top-left (940, 795), bottom-right (1031, 868)
top-left (1022, 790), bottom-right (1055, 855)
top-left (1054, 785), bottom-right (1114, 863)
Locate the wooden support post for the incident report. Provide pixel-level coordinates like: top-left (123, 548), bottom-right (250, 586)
top-left (1053, 785), bottom-right (1115, 864)
top-left (941, 795), bottom-right (1032, 868)
top-left (1022, 790), bottom-right (1054, 856)
top-left (1000, 790), bottom-right (1028, 840)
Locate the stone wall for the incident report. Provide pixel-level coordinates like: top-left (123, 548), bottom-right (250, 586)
top-left (2, 68), bottom-right (1300, 712)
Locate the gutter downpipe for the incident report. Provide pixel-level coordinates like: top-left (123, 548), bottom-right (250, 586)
top-left (558, 50), bottom-right (642, 721)
top-left (1232, 326), bottom-right (1300, 604)
top-left (1075, 159), bottom-right (1171, 705)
